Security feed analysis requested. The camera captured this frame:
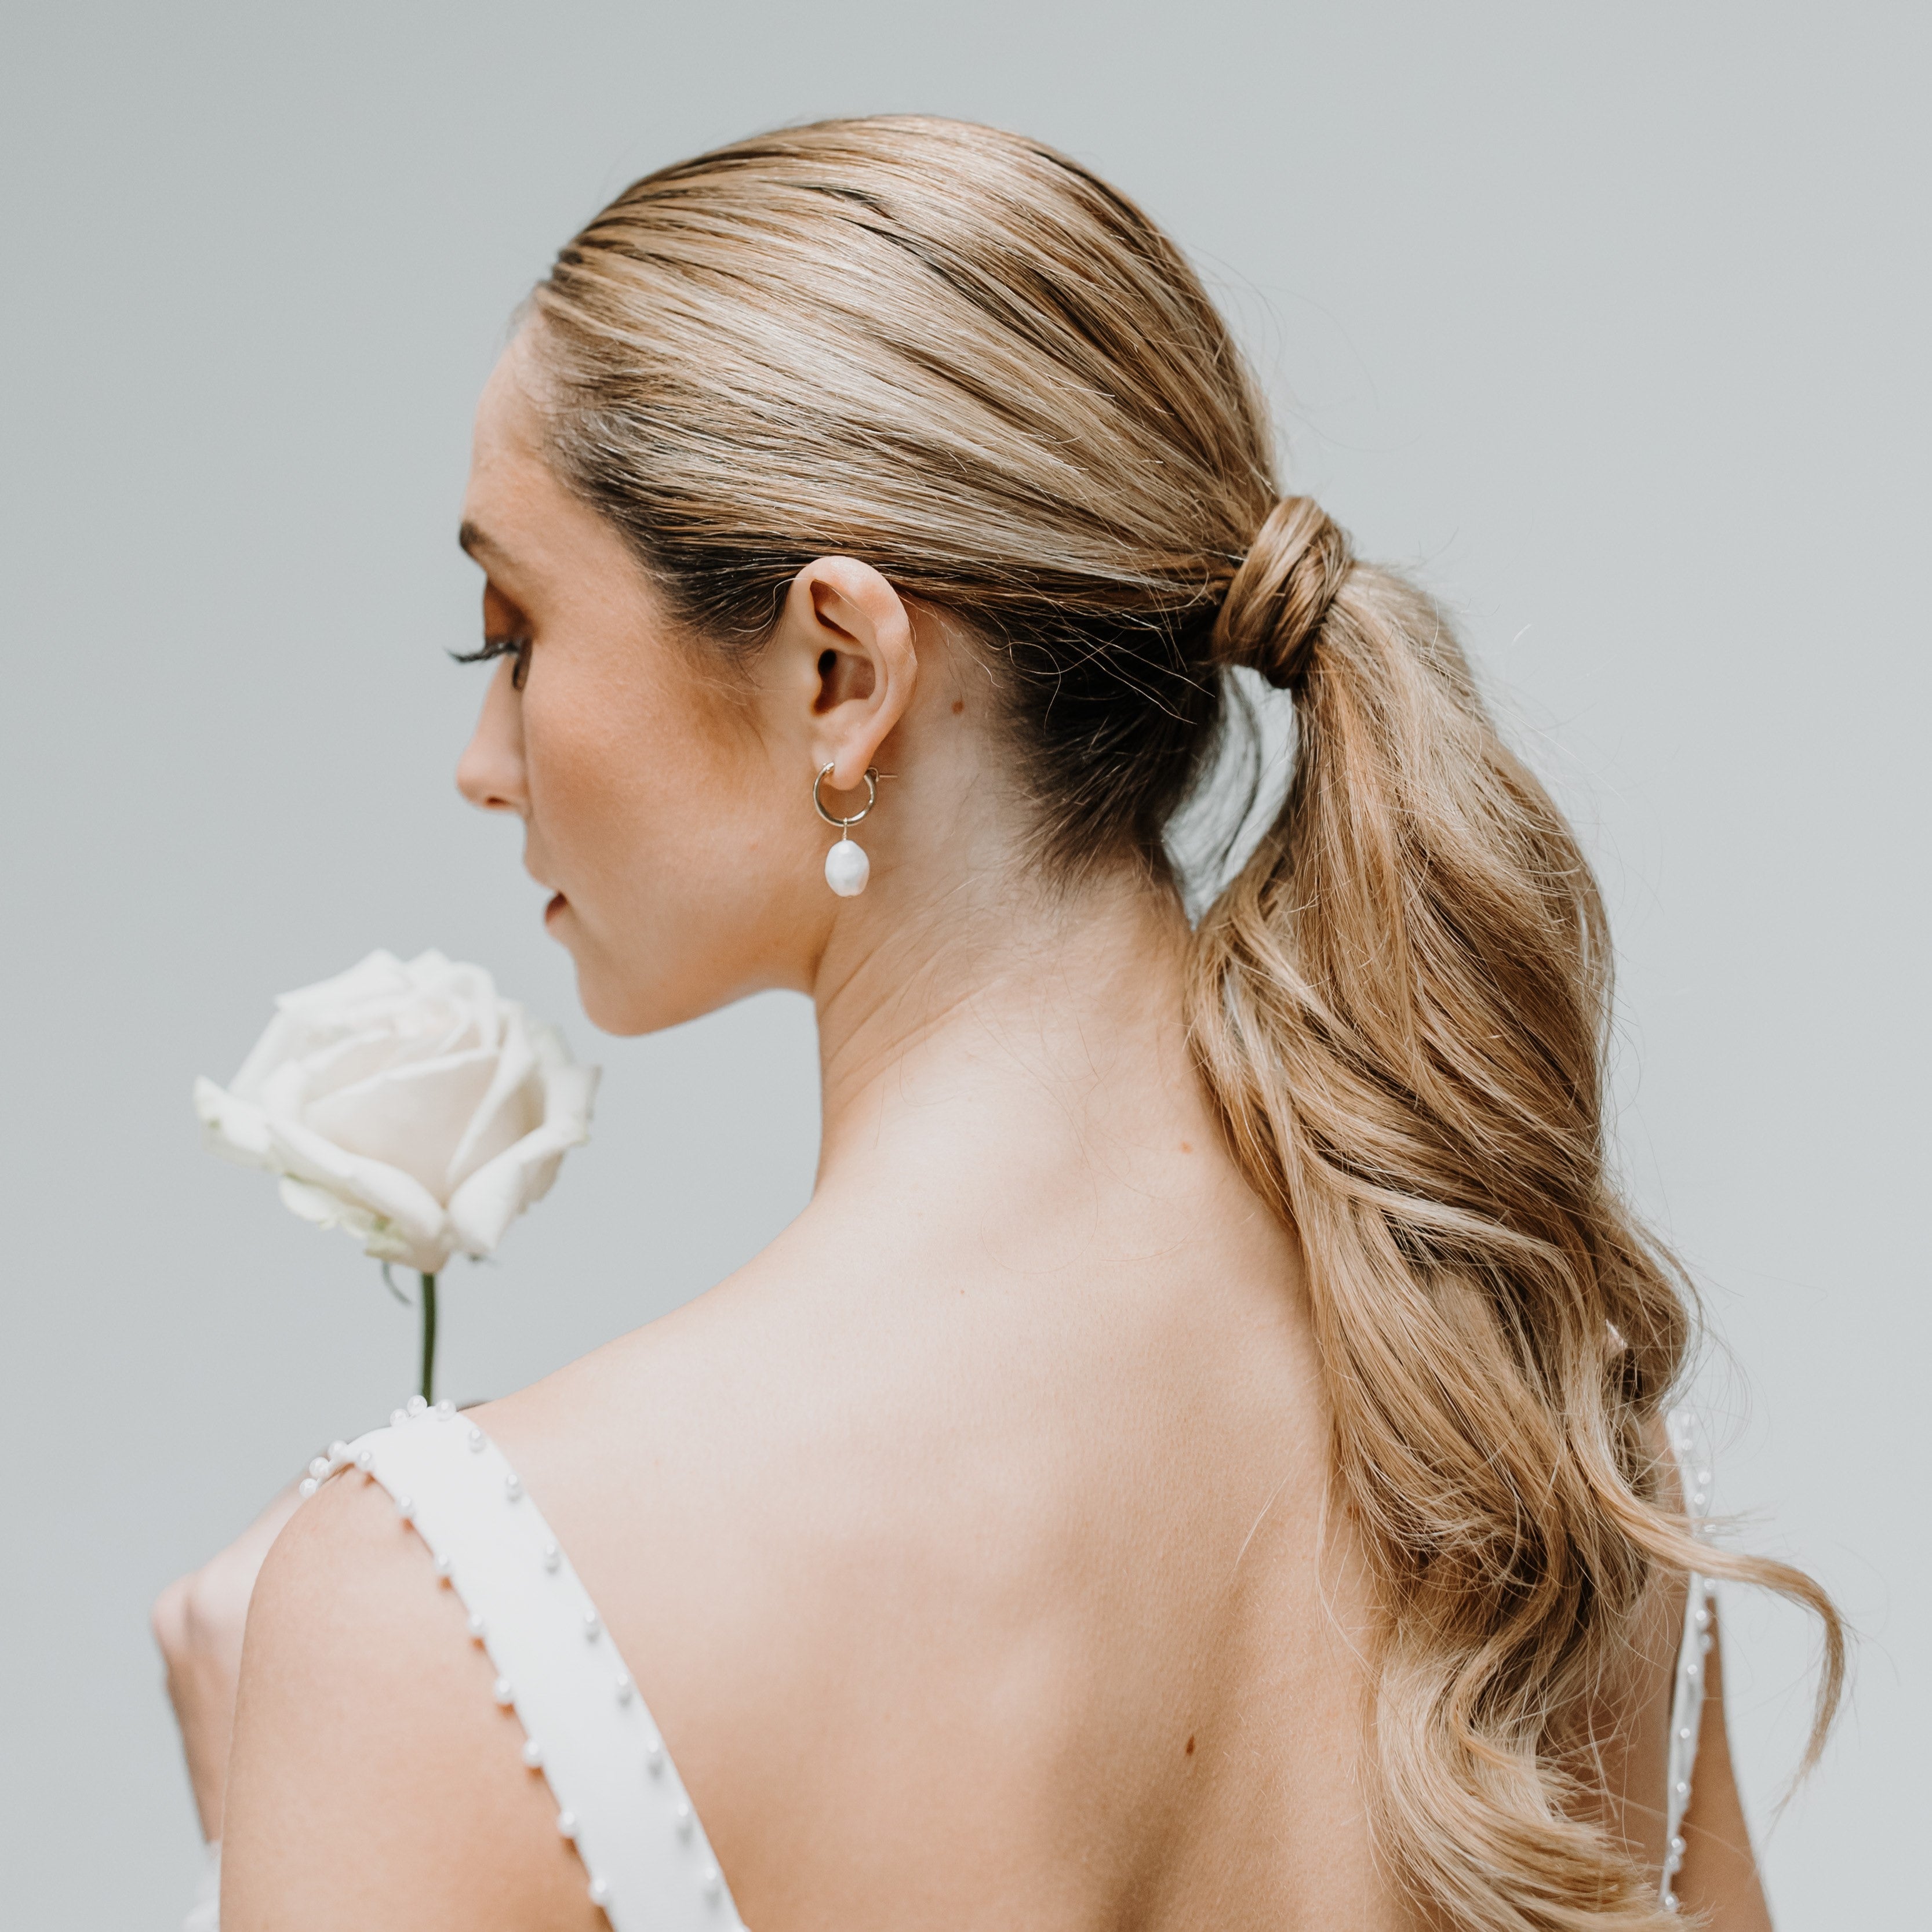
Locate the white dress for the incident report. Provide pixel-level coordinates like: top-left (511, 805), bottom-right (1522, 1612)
top-left (188, 1400), bottom-right (1718, 1924)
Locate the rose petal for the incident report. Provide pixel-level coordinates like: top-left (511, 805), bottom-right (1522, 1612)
top-left (302, 1049), bottom-right (501, 1199)
top-left (227, 1006), bottom-right (326, 1104)
top-left (272, 1024), bottom-right (437, 1101)
top-left (275, 955), bottom-right (485, 1071)
top-left (533, 1025), bottom-right (599, 1134)
top-left (272, 949), bottom-right (411, 1031)
top-left (446, 1116), bottom-right (586, 1257)
top-left (263, 1114), bottom-right (452, 1257)
top-left (365, 1222), bottom-right (455, 1272)
top-left (278, 1175), bottom-right (377, 1238)
top-left (445, 1005), bottom-right (541, 1192)
top-left (446, 1042), bottom-right (597, 1255)
top-left (193, 1076), bottom-right (276, 1167)
top-left (285, 1177), bottom-right (454, 1273)
top-left (409, 952), bottom-right (504, 1051)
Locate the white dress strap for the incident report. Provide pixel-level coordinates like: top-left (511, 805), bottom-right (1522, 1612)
top-left (1660, 1407), bottom-right (1716, 1913)
top-left (325, 1399), bottom-right (747, 1931)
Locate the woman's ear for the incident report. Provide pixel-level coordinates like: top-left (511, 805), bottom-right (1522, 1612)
top-left (769, 557), bottom-right (918, 791)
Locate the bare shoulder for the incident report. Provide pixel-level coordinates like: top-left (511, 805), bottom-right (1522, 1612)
top-left (221, 1465), bottom-right (602, 1931)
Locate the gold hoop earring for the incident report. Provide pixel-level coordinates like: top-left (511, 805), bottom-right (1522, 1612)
top-left (813, 763), bottom-right (878, 897)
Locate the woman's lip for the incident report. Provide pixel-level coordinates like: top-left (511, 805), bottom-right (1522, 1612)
top-left (543, 892), bottom-right (567, 923)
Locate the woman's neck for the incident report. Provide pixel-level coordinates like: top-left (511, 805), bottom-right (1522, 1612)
top-left (806, 860), bottom-right (1214, 1217)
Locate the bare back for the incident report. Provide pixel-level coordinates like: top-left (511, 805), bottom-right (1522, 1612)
top-left (493, 1189), bottom-right (1380, 1925)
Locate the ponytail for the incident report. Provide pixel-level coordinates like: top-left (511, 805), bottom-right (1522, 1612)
top-left (1191, 507), bottom-right (1844, 1928)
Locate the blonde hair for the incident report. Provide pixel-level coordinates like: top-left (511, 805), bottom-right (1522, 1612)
top-left (529, 115), bottom-right (1842, 1928)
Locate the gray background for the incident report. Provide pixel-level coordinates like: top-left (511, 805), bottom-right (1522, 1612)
top-left (2, 3), bottom-right (1923, 1923)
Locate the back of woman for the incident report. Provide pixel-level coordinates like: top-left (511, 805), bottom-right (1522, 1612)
top-left (179, 117), bottom-right (1840, 1931)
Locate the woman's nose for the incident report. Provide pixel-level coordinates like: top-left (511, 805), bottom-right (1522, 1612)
top-left (456, 658), bottom-right (528, 814)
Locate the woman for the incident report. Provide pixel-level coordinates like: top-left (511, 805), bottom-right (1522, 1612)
top-left (156, 117), bottom-right (1840, 1929)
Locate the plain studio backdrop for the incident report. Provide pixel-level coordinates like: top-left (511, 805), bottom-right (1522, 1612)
top-left (2, 4), bottom-right (1923, 1924)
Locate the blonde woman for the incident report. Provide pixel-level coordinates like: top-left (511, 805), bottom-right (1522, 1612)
top-left (158, 118), bottom-right (1839, 1930)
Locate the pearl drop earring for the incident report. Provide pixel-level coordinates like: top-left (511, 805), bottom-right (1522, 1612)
top-left (813, 762), bottom-right (878, 897)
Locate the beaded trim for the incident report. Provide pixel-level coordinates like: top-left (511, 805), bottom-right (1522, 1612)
top-left (1660, 1408), bottom-right (1715, 1913)
top-left (304, 1399), bottom-right (747, 1931)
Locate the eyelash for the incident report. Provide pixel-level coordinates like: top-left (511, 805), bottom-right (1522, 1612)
top-left (451, 635), bottom-right (532, 690)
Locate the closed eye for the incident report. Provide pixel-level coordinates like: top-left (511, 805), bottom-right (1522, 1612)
top-left (451, 635), bottom-right (532, 690)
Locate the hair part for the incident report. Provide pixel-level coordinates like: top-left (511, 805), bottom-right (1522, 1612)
top-left (526, 114), bottom-right (1842, 1929)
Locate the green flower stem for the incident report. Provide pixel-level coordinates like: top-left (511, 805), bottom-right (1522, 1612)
top-left (419, 1271), bottom-right (438, 1404)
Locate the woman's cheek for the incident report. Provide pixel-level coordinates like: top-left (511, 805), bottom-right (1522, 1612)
top-left (532, 678), bottom-right (732, 901)
top-left (526, 684), bottom-right (641, 853)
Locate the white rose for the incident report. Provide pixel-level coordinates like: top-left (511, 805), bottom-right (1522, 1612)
top-left (194, 949), bottom-right (599, 1275)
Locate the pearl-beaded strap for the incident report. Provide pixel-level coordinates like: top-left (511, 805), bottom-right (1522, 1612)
top-left (1660, 1407), bottom-right (1715, 1914)
top-left (308, 1397), bottom-right (746, 1931)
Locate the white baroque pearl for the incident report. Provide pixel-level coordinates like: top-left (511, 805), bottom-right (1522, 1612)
top-left (824, 838), bottom-right (870, 897)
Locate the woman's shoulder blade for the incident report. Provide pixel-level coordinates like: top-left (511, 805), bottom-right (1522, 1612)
top-left (457, 1260), bottom-right (1398, 1930)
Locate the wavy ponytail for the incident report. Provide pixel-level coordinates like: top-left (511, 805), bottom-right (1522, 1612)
top-left (1193, 503), bottom-right (1844, 1927)
top-left (526, 113), bottom-right (1843, 1929)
